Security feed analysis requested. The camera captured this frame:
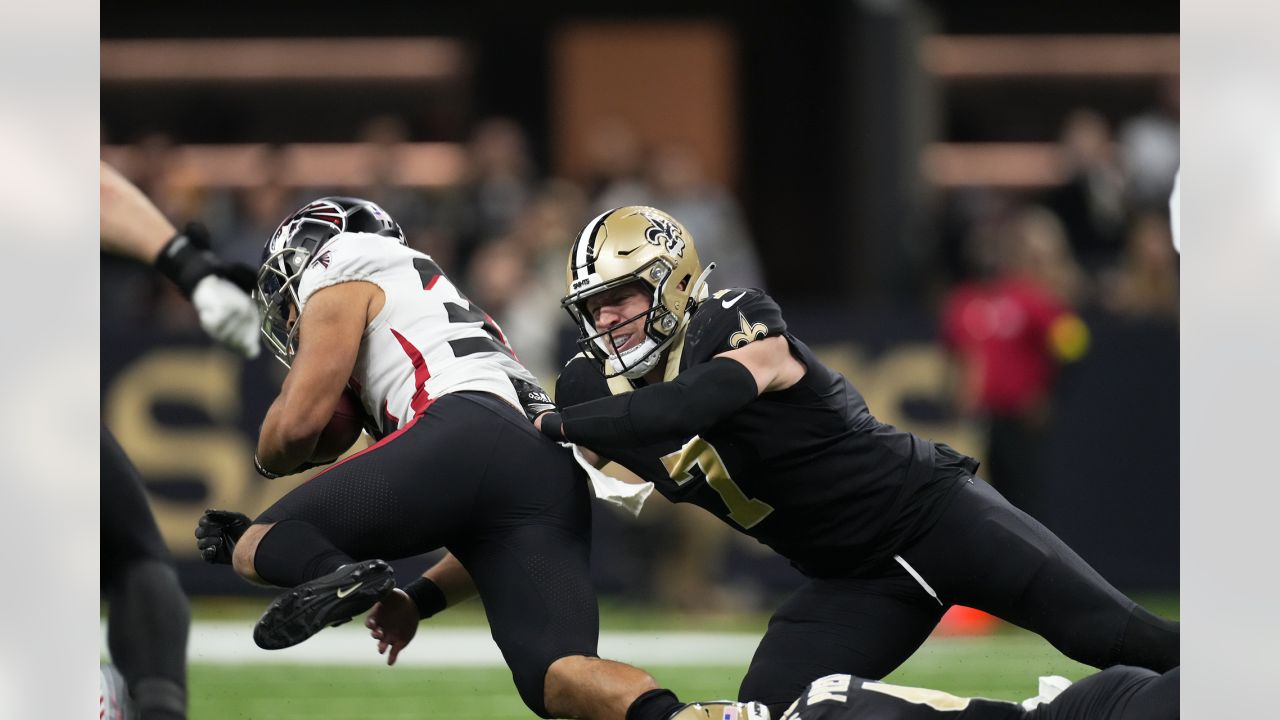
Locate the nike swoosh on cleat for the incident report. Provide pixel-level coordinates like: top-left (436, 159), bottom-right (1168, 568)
top-left (721, 292), bottom-right (747, 309)
top-left (336, 582), bottom-right (363, 599)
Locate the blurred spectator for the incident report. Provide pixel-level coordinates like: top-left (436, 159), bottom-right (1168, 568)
top-left (1119, 76), bottom-right (1180, 209)
top-left (1045, 109), bottom-right (1127, 274)
top-left (225, 145), bottom-right (299, 268)
top-left (356, 115), bottom-right (443, 258)
top-left (583, 118), bottom-right (651, 213)
top-left (452, 117), bottom-right (537, 278)
top-left (483, 180), bottom-right (589, 384)
top-left (1099, 211), bottom-right (1180, 320)
top-left (128, 132), bottom-right (208, 223)
top-left (107, 135), bottom-right (219, 336)
top-left (647, 142), bottom-right (765, 292)
top-left (940, 206), bottom-right (1089, 515)
top-left (580, 124), bottom-right (764, 291)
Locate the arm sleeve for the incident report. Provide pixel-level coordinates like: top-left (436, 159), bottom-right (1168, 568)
top-left (558, 357), bottom-right (759, 447)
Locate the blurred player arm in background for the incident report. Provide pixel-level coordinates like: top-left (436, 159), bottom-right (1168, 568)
top-left (537, 336), bottom-right (802, 447)
top-left (100, 160), bottom-right (261, 358)
top-left (256, 282), bottom-right (373, 475)
top-left (366, 552), bottom-right (478, 666)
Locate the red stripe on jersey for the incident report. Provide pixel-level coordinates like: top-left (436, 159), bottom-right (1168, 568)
top-left (425, 274), bottom-right (440, 290)
top-left (390, 327), bottom-right (433, 417)
top-left (382, 398), bottom-right (400, 431)
top-left (304, 407), bottom-right (431, 481)
top-left (483, 311), bottom-right (520, 360)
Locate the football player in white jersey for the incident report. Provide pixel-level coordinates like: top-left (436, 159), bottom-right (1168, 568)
top-left (192, 196), bottom-right (765, 720)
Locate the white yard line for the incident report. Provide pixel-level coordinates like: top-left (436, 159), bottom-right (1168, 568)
top-left (103, 621), bottom-right (764, 667)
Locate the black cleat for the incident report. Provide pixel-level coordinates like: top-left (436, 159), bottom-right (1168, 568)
top-left (253, 559), bottom-right (396, 650)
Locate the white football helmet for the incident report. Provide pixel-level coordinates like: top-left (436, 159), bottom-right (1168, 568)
top-left (256, 196), bottom-right (405, 365)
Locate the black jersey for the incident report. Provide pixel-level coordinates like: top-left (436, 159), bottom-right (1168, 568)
top-left (556, 288), bottom-right (976, 577)
top-left (780, 668), bottom-right (1178, 720)
top-left (780, 674), bottom-right (1026, 720)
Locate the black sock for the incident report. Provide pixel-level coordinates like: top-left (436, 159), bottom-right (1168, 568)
top-left (107, 560), bottom-right (189, 718)
top-left (627, 688), bottom-right (683, 720)
top-left (252, 519), bottom-right (353, 587)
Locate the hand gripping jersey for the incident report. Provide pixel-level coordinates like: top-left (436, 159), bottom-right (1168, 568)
top-left (556, 288), bottom-right (978, 578)
top-left (298, 232), bottom-right (538, 436)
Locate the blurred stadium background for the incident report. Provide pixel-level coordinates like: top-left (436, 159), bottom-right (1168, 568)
top-left (101, 1), bottom-right (1178, 717)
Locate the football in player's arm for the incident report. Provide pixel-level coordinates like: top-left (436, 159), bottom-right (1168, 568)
top-left (194, 196), bottom-right (775, 720)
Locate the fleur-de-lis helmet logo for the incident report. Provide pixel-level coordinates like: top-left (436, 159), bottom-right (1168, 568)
top-left (641, 211), bottom-right (687, 257)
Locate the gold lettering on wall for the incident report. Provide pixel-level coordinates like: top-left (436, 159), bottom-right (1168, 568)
top-left (104, 350), bottom-right (256, 557)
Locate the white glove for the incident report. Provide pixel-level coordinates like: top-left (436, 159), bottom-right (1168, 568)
top-left (191, 275), bottom-right (261, 359)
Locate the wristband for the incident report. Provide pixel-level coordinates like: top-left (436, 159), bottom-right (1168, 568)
top-left (253, 456), bottom-right (283, 480)
top-left (154, 222), bottom-right (218, 297)
top-left (402, 577), bottom-right (448, 619)
top-left (538, 412), bottom-right (566, 442)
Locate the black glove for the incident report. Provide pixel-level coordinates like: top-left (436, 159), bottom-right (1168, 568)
top-left (194, 509), bottom-right (252, 565)
top-left (511, 376), bottom-right (558, 422)
top-left (154, 222), bottom-right (257, 297)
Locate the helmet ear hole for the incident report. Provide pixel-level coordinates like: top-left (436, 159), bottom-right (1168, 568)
top-left (677, 274), bottom-right (691, 292)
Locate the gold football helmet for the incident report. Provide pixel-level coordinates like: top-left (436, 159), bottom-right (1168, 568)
top-left (562, 206), bottom-right (715, 378)
top-left (669, 701), bottom-right (771, 720)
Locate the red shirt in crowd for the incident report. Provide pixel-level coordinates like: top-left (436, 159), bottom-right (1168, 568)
top-left (941, 275), bottom-right (1077, 416)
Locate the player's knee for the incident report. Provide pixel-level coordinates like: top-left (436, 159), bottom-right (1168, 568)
top-left (514, 658), bottom-right (558, 718)
top-left (541, 655), bottom-right (657, 719)
top-left (231, 523), bottom-right (272, 582)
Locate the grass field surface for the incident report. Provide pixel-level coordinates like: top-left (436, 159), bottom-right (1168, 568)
top-left (189, 635), bottom-right (1089, 719)
top-left (178, 595), bottom-right (1178, 719)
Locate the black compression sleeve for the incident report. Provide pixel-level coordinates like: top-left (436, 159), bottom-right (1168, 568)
top-left (558, 357), bottom-right (758, 447)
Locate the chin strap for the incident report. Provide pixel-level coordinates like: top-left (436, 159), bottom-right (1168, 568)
top-left (646, 261), bottom-right (716, 380)
top-left (688, 261), bottom-right (716, 305)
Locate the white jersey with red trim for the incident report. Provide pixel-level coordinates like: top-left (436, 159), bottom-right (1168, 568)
top-left (297, 232), bottom-right (536, 433)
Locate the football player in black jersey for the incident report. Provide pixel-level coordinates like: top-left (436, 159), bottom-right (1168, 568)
top-left (773, 661), bottom-right (1172, 717)
top-left (536, 206), bottom-right (1179, 715)
top-left (100, 161), bottom-right (264, 720)
top-left (778, 666), bottom-right (1178, 720)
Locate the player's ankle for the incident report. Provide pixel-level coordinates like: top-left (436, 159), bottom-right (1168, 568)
top-left (626, 688), bottom-right (682, 720)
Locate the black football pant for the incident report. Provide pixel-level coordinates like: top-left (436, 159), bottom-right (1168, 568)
top-left (1028, 666), bottom-right (1178, 720)
top-left (101, 426), bottom-right (190, 720)
top-left (254, 392), bottom-right (599, 718)
top-left (740, 476), bottom-right (1178, 714)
